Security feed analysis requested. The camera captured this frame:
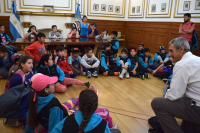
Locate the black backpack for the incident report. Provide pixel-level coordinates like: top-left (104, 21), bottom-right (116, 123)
top-left (148, 116), bottom-right (164, 133)
top-left (0, 82), bottom-right (32, 119)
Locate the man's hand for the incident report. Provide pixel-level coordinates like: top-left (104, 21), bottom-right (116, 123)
top-left (91, 66), bottom-right (94, 69)
top-left (149, 63), bottom-right (153, 66)
top-left (147, 68), bottom-right (152, 73)
top-left (55, 82), bottom-right (60, 88)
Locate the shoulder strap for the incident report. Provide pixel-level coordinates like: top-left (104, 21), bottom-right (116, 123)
top-left (191, 22), bottom-right (194, 26)
top-left (14, 70), bottom-right (26, 84)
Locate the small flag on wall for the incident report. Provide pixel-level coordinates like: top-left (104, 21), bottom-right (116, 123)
top-left (9, 0), bottom-right (23, 38)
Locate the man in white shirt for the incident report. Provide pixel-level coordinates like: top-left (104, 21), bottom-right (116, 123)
top-left (151, 37), bottom-right (200, 133)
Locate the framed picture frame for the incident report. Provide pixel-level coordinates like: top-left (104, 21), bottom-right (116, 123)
top-left (43, 5), bottom-right (54, 12)
top-left (136, 6), bottom-right (140, 13)
top-left (195, 0), bottom-right (200, 10)
top-left (132, 6), bottom-right (135, 13)
top-left (115, 6), bottom-right (120, 13)
top-left (101, 4), bottom-right (106, 11)
top-left (183, 1), bottom-right (191, 11)
top-left (151, 4), bottom-right (156, 12)
top-left (161, 3), bottom-right (167, 12)
top-left (93, 3), bottom-right (99, 11)
top-left (108, 5), bottom-right (113, 12)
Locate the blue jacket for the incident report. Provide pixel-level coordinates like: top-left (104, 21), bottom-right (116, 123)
top-left (35, 64), bottom-right (65, 82)
top-left (0, 32), bottom-right (11, 43)
top-left (127, 55), bottom-right (139, 71)
top-left (117, 55), bottom-right (131, 67)
top-left (0, 51), bottom-right (13, 68)
top-left (111, 38), bottom-right (119, 50)
top-left (139, 53), bottom-right (154, 69)
top-left (24, 94), bottom-right (66, 133)
top-left (50, 110), bottom-right (111, 133)
top-left (154, 51), bottom-right (169, 62)
top-left (100, 52), bottom-right (115, 71)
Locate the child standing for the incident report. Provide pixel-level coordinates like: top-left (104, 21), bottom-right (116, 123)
top-left (117, 49), bottom-right (130, 79)
top-left (24, 32), bottom-right (47, 72)
top-left (139, 48), bottom-right (156, 73)
top-left (37, 54), bottom-right (93, 93)
top-left (0, 24), bottom-right (18, 53)
top-left (68, 48), bottom-right (84, 75)
top-left (154, 46), bottom-right (169, 67)
top-left (51, 89), bottom-right (121, 133)
top-left (128, 47), bottom-right (149, 80)
top-left (110, 31), bottom-right (119, 58)
top-left (137, 43), bottom-right (144, 56)
top-left (0, 45), bottom-right (13, 79)
top-left (81, 47), bottom-right (100, 78)
top-left (54, 45), bottom-right (77, 78)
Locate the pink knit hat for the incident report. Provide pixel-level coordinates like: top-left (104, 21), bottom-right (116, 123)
top-left (31, 73), bottom-right (58, 101)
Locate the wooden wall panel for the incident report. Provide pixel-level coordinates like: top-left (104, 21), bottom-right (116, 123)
top-left (125, 21), bottom-right (200, 56)
top-left (0, 16), bottom-right (14, 40)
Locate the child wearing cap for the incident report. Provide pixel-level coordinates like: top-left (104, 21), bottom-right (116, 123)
top-left (37, 54), bottom-right (95, 93)
top-left (128, 47), bottom-right (149, 80)
top-left (68, 47), bottom-right (84, 75)
top-left (139, 48), bottom-right (156, 73)
top-left (137, 43), bottom-right (144, 56)
top-left (154, 46), bottom-right (169, 67)
top-left (54, 45), bottom-right (77, 78)
top-left (117, 49), bottom-right (131, 79)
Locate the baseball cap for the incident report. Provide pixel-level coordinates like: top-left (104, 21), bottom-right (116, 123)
top-left (11, 53), bottom-right (22, 62)
top-left (159, 46), bottom-right (165, 50)
top-left (71, 48), bottom-right (80, 52)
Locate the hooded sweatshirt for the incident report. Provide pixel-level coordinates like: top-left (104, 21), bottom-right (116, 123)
top-left (81, 53), bottom-right (100, 68)
top-left (54, 55), bottom-right (72, 74)
top-left (116, 55), bottom-right (131, 67)
top-left (139, 53), bottom-right (154, 69)
top-left (24, 94), bottom-right (68, 133)
top-left (100, 52), bottom-right (115, 71)
top-left (50, 110), bottom-right (111, 133)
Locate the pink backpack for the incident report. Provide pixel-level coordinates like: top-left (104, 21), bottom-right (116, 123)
top-left (95, 107), bottom-right (113, 128)
top-left (4, 71), bottom-right (34, 92)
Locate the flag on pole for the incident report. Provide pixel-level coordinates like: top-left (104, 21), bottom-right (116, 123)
top-left (9, 0), bottom-right (23, 38)
top-left (74, 3), bottom-right (81, 23)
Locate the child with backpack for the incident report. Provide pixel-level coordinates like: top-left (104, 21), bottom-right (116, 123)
top-left (154, 46), bottom-right (169, 68)
top-left (51, 89), bottom-right (121, 133)
top-left (36, 54), bottom-right (97, 93)
top-left (4, 56), bottom-right (34, 127)
top-left (110, 31), bottom-right (119, 58)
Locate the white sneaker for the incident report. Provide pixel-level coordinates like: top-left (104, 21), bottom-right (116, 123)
top-left (82, 72), bottom-right (86, 76)
top-left (125, 72), bottom-right (129, 79)
top-left (110, 124), bottom-right (118, 129)
top-left (119, 74), bottom-right (123, 79)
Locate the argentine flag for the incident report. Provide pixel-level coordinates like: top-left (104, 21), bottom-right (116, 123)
top-left (9, 0), bottom-right (23, 38)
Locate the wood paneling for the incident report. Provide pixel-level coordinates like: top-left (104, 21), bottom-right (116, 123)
top-left (0, 16), bottom-right (14, 40)
top-left (125, 21), bottom-right (200, 56)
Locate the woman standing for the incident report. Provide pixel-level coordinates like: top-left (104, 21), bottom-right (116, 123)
top-left (78, 15), bottom-right (90, 38)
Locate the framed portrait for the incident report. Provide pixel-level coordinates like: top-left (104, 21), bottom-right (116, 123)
top-left (43, 5), bottom-right (54, 12)
top-left (136, 6), bottom-right (140, 13)
top-left (151, 4), bottom-right (156, 12)
top-left (115, 6), bottom-right (120, 13)
top-left (195, 0), bottom-right (200, 10)
top-left (161, 3), bottom-right (167, 12)
top-left (101, 4), bottom-right (106, 11)
top-left (93, 3), bottom-right (99, 11)
top-left (183, 1), bottom-right (191, 11)
top-left (108, 5), bottom-right (113, 12)
top-left (132, 6), bottom-right (135, 13)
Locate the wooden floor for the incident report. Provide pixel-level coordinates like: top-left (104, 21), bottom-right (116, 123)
top-left (0, 47), bottom-right (169, 133)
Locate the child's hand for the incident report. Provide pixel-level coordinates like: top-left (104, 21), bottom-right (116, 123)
top-left (132, 70), bottom-right (136, 75)
top-left (55, 82), bottom-right (60, 88)
top-left (166, 79), bottom-right (169, 85)
top-left (77, 71), bottom-right (81, 74)
top-left (124, 65), bottom-right (128, 70)
top-left (101, 33), bottom-right (104, 36)
top-left (80, 69), bottom-right (83, 75)
top-left (149, 63), bottom-right (153, 66)
top-left (152, 70), bottom-right (157, 75)
top-left (147, 68), bottom-right (152, 73)
top-left (55, 37), bottom-right (59, 40)
top-left (113, 58), bottom-right (117, 61)
top-left (91, 66), bottom-right (94, 69)
top-left (19, 129), bottom-right (26, 133)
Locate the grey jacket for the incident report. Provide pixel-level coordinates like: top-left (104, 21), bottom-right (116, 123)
top-left (49, 31), bottom-right (63, 39)
top-left (81, 54), bottom-right (100, 68)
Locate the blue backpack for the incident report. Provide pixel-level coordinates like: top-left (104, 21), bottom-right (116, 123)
top-left (182, 22), bottom-right (198, 50)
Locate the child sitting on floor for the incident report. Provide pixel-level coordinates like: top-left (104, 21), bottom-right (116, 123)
top-left (99, 49), bottom-right (120, 76)
top-left (81, 47), bottom-right (100, 78)
top-left (51, 89), bottom-right (121, 133)
top-left (139, 48), bottom-right (156, 73)
top-left (137, 43), bottom-right (144, 56)
top-left (68, 48), bottom-right (84, 76)
top-left (154, 46), bottom-right (169, 67)
top-left (54, 45), bottom-right (76, 78)
top-left (128, 47), bottom-right (149, 80)
top-left (110, 31), bottom-right (119, 58)
top-left (37, 54), bottom-right (93, 93)
top-left (117, 49), bottom-right (130, 79)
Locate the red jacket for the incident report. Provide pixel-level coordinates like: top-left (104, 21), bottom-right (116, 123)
top-left (54, 55), bottom-right (72, 74)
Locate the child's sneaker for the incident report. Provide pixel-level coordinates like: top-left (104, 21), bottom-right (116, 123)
top-left (85, 81), bottom-right (91, 88)
top-left (82, 72), bottom-right (86, 76)
top-left (87, 71), bottom-right (91, 78)
top-left (162, 78), bottom-right (168, 83)
top-left (125, 72), bottom-right (129, 79)
top-left (92, 71), bottom-right (98, 78)
top-left (89, 86), bottom-right (98, 96)
top-left (119, 74), bottom-right (124, 79)
top-left (145, 74), bottom-right (149, 79)
top-left (140, 75), bottom-right (145, 80)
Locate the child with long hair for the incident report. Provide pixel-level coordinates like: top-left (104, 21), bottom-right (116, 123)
top-left (51, 89), bottom-right (121, 133)
top-left (37, 54), bottom-right (97, 93)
